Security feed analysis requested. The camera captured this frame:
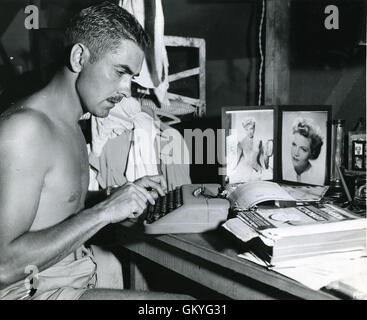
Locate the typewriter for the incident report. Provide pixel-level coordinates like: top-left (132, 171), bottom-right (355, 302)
top-left (138, 184), bottom-right (230, 234)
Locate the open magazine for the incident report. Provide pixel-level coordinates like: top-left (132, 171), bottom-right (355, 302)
top-left (228, 181), bottom-right (329, 210)
top-left (222, 203), bottom-right (367, 265)
top-left (224, 204), bottom-right (365, 242)
top-left (223, 182), bottom-right (367, 298)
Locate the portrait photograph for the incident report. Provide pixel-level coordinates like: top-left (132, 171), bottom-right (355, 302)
top-left (352, 141), bottom-right (366, 171)
top-left (279, 106), bottom-right (330, 186)
top-left (348, 132), bottom-right (366, 172)
top-left (222, 106), bottom-right (276, 184)
top-left (354, 143), bottom-right (363, 155)
top-left (354, 157), bottom-right (363, 170)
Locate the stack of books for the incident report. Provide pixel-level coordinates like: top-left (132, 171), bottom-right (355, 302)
top-left (223, 181), bottom-right (367, 266)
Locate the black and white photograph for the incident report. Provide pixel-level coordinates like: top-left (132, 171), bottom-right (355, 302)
top-left (0, 0), bottom-right (365, 304)
top-left (352, 141), bottom-right (366, 171)
top-left (222, 107), bottom-right (275, 184)
top-left (280, 108), bottom-right (330, 186)
top-left (354, 156), bottom-right (364, 170)
top-left (348, 132), bottom-right (366, 173)
top-left (354, 142), bottom-right (363, 156)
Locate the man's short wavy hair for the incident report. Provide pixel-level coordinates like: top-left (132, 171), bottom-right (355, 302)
top-left (64, 1), bottom-right (150, 63)
top-left (292, 117), bottom-right (324, 160)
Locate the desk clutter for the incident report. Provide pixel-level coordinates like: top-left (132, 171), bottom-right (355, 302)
top-left (126, 105), bottom-right (365, 298)
top-left (130, 179), bottom-right (366, 299)
top-left (222, 181), bottom-right (367, 299)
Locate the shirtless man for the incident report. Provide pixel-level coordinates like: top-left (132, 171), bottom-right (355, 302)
top-left (0, 2), bottom-right (191, 300)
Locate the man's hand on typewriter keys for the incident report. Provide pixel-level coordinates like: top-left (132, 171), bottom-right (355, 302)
top-left (97, 175), bottom-right (168, 224)
top-left (97, 183), bottom-right (157, 224)
top-left (135, 175), bottom-right (168, 197)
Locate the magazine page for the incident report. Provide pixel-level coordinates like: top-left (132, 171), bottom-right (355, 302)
top-left (224, 203), bottom-right (365, 243)
top-left (249, 204), bottom-right (366, 240)
top-left (228, 181), bottom-right (295, 210)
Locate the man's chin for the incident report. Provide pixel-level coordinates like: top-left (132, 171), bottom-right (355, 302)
top-left (100, 110), bottom-right (111, 118)
top-left (90, 109), bottom-right (111, 118)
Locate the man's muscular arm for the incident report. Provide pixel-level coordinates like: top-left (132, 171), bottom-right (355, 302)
top-left (0, 112), bottom-right (156, 288)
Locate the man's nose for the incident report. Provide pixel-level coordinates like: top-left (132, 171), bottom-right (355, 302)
top-left (118, 77), bottom-right (132, 98)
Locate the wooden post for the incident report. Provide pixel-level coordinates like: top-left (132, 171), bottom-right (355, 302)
top-left (264, 0), bottom-right (290, 105)
top-left (198, 39), bottom-right (206, 117)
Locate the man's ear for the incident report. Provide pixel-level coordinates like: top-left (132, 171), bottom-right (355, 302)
top-left (69, 43), bottom-right (90, 73)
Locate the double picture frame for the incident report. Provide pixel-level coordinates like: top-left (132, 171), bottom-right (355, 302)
top-left (221, 105), bottom-right (331, 186)
top-left (348, 131), bottom-right (366, 173)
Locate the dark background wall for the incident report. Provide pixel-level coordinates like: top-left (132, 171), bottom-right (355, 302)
top-left (163, 0), bottom-right (261, 118)
top-left (288, 0), bottom-right (366, 132)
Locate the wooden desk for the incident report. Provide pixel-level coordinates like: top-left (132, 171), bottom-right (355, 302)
top-left (112, 221), bottom-right (339, 300)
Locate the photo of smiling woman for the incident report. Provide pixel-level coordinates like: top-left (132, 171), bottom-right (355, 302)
top-left (282, 111), bottom-right (328, 185)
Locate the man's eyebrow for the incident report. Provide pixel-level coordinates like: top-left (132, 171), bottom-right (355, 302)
top-left (115, 64), bottom-right (139, 77)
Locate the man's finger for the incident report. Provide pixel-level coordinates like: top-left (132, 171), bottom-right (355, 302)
top-left (133, 184), bottom-right (157, 204)
top-left (141, 175), bottom-right (167, 193)
top-left (144, 180), bottom-right (165, 197)
top-left (149, 189), bottom-right (159, 200)
top-left (128, 200), bottom-right (145, 219)
top-left (131, 189), bottom-right (153, 206)
top-left (152, 175), bottom-right (168, 193)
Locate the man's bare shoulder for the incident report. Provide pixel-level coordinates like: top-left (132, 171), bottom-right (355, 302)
top-left (0, 104), bottom-right (53, 140)
top-left (0, 105), bottom-right (54, 157)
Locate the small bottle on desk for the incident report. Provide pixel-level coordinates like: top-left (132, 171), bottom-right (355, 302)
top-left (326, 120), bottom-right (346, 202)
